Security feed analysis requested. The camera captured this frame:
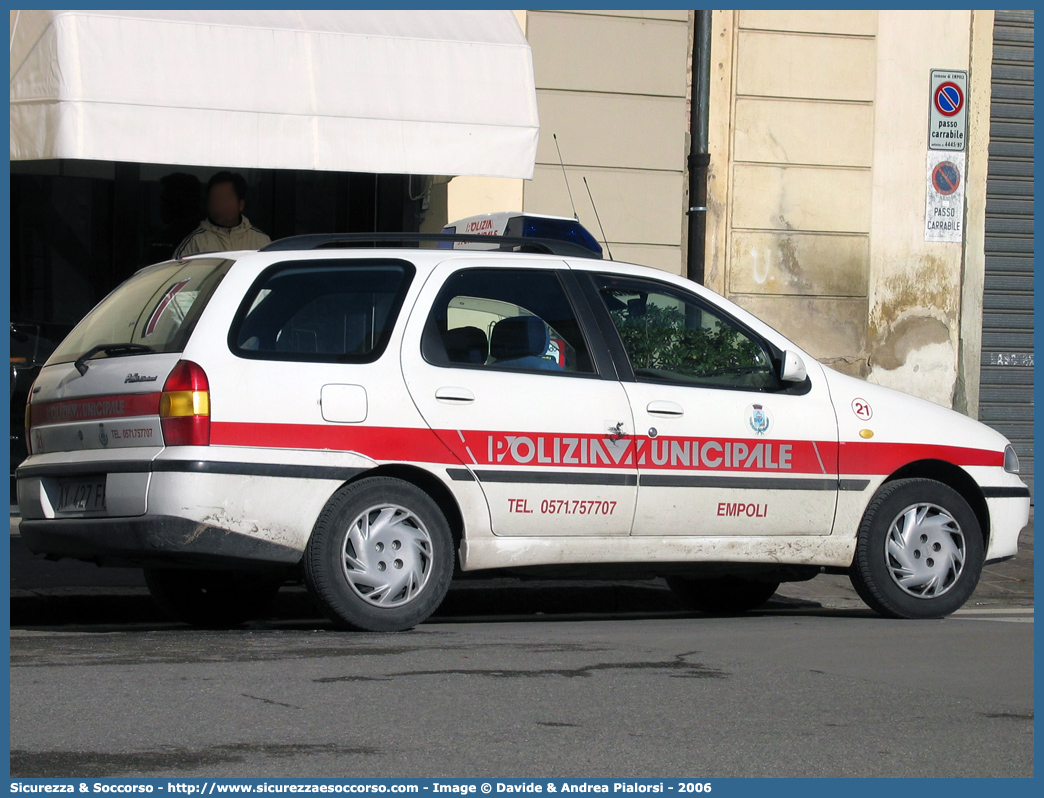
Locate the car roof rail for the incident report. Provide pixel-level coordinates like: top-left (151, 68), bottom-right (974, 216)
top-left (259, 232), bottom-right (603, 259)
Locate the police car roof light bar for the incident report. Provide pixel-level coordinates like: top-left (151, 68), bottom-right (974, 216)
top-left (261, 232), bottom-right (603, 259)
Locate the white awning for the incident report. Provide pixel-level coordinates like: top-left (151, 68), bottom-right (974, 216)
top-left (9, 10), bottom-right (539, 178)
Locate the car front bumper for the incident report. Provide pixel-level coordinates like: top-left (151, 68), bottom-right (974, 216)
top-left (984, 492), bottom-right (1031, 564)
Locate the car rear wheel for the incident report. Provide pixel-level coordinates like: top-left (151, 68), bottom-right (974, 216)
top-left (304, 477), bottom-right (454, 632)
top-left (849, 478), bottom-right (983, 619)
top-left (144, 568), bottom-right (284, 628)
top-left (666, 575), bottom-right (780, 615)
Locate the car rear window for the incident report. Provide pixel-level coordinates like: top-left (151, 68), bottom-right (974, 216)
top-left (228, 259), bottom-right (415, 363)
top-left (48, 258), bottom-right (234, 366)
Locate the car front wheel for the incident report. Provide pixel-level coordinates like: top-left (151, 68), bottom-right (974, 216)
top-left (304, 477), bottom-right (454, 632)
top-left (849, 478), bottom-right (984, 619)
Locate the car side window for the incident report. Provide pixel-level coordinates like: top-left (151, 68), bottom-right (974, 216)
top-left (594, 274), bottom-right (781, 391)
top-left (229, 259), bottom-right (414, 363)
top-left (424, 268), bottom-right (595, 375)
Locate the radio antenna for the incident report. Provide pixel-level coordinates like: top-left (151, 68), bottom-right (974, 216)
top-left (583, 176), bottom-right (613, 260)
top-left (553, 134), bottom-right (579, 221)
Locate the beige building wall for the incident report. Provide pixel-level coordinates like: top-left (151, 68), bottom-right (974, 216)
top-left (433, 9), bottom-right (692, 274)
top-left (711, 11), bottom-right (877, 379)
top-left (522, 9), bottom-right (691, 273)
top-left (866, 11), bottom-right (983, 408)
top-left (433, 10), bottom-right (991, 412)
top-left (709, 10), bottom-right (990, 408)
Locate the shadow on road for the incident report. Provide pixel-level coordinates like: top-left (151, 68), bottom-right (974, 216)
top-left (13, 515), bottom-right (1029, 631)
top-left (10, 578), bottom-right (883, 632)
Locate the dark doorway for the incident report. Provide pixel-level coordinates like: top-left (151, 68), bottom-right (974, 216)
top-left (10, 160), bottom-right (428, 338)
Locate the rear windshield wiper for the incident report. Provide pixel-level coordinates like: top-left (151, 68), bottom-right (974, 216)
top-left (74, 343), bottom-right (156, 375)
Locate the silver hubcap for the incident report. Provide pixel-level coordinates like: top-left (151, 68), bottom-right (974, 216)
top-left (340, 504), bottom-right (433, 608)
top-left (885, 503), bottom-right (966, 599)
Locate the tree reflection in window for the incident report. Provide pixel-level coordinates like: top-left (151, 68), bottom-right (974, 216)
top-left (599, 279), bottom-right (778, 390)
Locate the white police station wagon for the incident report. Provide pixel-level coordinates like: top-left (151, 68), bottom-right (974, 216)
top-left (16, 232), bottom-right (1030, 630)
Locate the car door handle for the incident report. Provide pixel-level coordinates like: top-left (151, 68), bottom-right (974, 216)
top-left (435, 387), bottom-right (475, 404)
top-left (647, 401), bottom-right (684, 418)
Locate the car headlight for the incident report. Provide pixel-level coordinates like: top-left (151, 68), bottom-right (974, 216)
top-left (1003, 445), bottom-right (1020, 474)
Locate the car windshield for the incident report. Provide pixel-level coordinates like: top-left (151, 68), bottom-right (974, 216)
top-left (48, 259), bottom-right (233, 366)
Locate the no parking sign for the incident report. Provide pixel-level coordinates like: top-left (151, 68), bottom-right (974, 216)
top-left (928, 69), bottom-right (967, 151)
top-left (925, 151), bottom-right (965, 243)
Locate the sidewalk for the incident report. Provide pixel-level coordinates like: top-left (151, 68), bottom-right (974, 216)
top-left (9, 512), bottom-right (1033, 624)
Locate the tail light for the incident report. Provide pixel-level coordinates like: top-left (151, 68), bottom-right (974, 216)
top-left (160, 360), bottom-right (210, 446)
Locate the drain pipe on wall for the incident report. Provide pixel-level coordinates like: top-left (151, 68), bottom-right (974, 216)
top-left (686, 10), bottom-right (713, 285)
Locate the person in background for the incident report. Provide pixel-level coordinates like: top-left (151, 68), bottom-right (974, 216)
top-left (174, 170), bottom-right (270, 257)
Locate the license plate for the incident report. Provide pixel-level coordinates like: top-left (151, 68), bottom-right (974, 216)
top-left (56, 478), bottom-right (107, 513)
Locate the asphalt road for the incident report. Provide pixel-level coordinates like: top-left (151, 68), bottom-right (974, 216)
top-left (10, 605), bottom-right (1034, 779)
top-left (10, 517), bottom-right (1034, 779)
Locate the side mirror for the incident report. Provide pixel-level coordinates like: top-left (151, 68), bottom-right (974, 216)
top-left (780, 350), bottom-right (807, 382)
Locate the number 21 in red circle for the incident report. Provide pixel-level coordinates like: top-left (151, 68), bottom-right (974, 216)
top-left (852, 398), bottom-right (873, 420)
